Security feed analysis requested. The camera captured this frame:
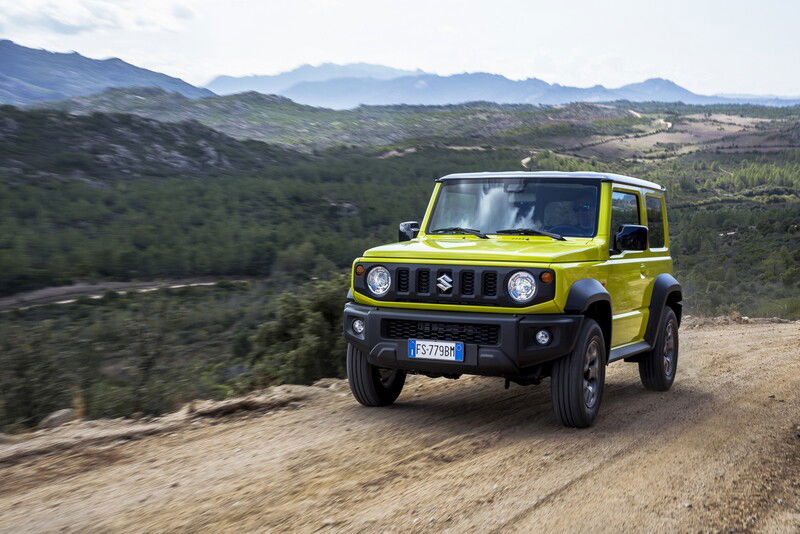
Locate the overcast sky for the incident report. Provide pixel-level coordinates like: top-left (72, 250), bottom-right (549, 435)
top-left (0, 0), bottom-right (797, 96)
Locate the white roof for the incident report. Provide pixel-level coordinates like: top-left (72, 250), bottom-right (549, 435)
top-left (437, 171), bottom-right (666, 191)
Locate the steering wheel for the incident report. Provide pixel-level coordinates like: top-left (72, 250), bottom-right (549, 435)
top-left (548, 224), bottom-right (582, 235)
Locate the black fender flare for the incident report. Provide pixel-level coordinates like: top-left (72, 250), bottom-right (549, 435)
top-left (644, 273), bottom-right (682, 346)
top-left (564, 278), bottom-right (611, 314)
top-left (565, 279), bottom-right (612, 357)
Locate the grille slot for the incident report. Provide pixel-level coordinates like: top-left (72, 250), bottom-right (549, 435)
top-left (461, 271), bottom-right (475, 295)
top-left (397, 269), bottom-right (410, 292)
top-left (417, 269), bottom-right (430, 293)
top-left (383, 319), bottom-right (500, 345)
top-left (482, 272), bottom-right (498, 296)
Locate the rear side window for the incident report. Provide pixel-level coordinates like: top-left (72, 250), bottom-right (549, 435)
top-left (646, 196), bottom-right (665, 248)
top-left (610, 191), bottom-right (640, 237)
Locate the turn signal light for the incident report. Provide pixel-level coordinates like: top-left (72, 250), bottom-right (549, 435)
top-left (355, 265), bottom-right (365, 276)
top-left (540, 271), bottom-right (553, 284)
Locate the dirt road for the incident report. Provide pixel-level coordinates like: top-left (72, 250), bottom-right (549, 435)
top-left (1, 321), bottom-right (799, 532)
top-left (0, 278), bottom-right (248, 312)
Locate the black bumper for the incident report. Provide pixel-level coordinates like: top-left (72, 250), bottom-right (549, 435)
top-left (343, 302), bottom-right (583, 377)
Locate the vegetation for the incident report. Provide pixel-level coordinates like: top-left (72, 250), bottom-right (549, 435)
top-left (40, 88), bottom-right (632, 149)
top-left (1, 100), bottom-right (799, 431)
top-left (0, 278), bottom-right (348, 432)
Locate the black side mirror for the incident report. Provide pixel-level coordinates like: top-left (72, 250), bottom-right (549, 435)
top-left (614, 224), bottom-right (648, 253)
top-left (398, 221), bottom-right (420, 242)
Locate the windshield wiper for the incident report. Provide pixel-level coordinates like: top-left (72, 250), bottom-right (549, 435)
top-left (494, 228), bottom-right (566, 241)
top-left (428, 226), bottom-right (488, 239)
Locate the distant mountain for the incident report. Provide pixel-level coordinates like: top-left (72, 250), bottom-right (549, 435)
top-left (206, 63), bottom-right (425, 95)
top-left (280, 74), bottom-right (731, 109)
top-left (206, 68), bottom-right (792, 109)
top-left (0, 40), bottom-right (211, 106)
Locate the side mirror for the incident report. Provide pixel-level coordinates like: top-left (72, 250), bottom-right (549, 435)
top-left (398, 221), bottom-right (420, 242)
top-left (614, 224), bottom-right (648, 253)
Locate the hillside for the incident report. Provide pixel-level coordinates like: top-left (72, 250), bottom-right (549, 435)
top-left (2, 102), bottom-right (800, 313)
top-left (0, 40), bottom-right (211, 105)
top-left (40, 87), bottom-right (642, 148)
top-left (0, 106), bottom-right (300, 180)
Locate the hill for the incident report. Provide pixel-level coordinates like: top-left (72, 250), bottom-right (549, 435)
top-left (0, 106), bottom-right (300, 180)
top-left (39, 87), bottom-right (638, 148)
top-left (0, 40), bottom-right (211, 106)
top-left (207, 63), bottom-right (424, 95)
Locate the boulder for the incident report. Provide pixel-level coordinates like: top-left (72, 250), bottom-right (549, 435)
top-left (38, 408), bottom-right (77, 429)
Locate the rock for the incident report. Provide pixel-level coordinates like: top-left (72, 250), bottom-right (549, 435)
top-left (38, 408), bottom-right (78, 429)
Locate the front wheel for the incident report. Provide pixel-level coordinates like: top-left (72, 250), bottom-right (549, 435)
top-left (346, 343), bottom-right (406, 406)
top-left (550, 318), bottom-right (606, 428)
top-left (638, 307), bottom-right (679, 391)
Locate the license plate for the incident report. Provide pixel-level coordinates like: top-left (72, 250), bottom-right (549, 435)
top-left (408, 339), bottom-right (464, 361)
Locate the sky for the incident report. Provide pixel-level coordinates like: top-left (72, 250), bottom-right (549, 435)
top-left (0, 0), bottom-right (798, 96)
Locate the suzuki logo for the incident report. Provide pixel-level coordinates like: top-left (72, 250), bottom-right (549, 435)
top-left (437, 273), bottom-right (453, 292)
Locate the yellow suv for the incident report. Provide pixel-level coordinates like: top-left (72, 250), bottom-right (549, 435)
top-left (343, 171), bottom-right (682, 427)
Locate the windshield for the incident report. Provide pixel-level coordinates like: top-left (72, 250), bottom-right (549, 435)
top-left (427, 179), bottom-right (600, 238)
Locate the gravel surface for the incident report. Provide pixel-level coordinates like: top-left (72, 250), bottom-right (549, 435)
top-left (1, 321), bottom-right (798, 533)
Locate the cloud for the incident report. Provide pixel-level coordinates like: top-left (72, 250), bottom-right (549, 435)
top-left (0, 0), bottom-right (193, 35)
top-left (172, 4), bottom-right (194, 21)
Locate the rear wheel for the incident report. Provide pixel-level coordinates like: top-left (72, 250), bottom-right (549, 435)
top-left (639, 307), bottom-right (679, 391)
top-left (346, 343), bottom-right (406, 406)
top-left (550, 318), bottom-right (606, 428)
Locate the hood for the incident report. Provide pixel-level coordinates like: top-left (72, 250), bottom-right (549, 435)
top-left (362, 236), bottom-right (603, 263)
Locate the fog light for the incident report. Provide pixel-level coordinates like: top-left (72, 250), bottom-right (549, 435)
top-left (352, 319), bottom-right (365, 334)
top-left (535, 329), bottom-right (551, 345)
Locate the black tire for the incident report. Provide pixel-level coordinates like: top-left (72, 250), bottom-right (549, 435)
top-left (346, 343), bottom-right (406, 406)
top-left (550, 318), bottom-right (606, 428)
top-left (639, 307), bottom-right (679, 391)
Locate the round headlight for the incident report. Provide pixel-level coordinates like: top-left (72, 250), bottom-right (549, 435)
top-left (366, 266), bottom-right (391, 296)
top-left (507, 271), bottom-right (537, 303)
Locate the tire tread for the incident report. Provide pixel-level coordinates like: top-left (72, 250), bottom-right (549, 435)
top-left (347, 344), bottom-right (405, 406)
top-left (550, 319), bottom-right (605, 428)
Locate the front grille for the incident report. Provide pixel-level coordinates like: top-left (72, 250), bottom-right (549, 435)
top-left (353, 262), bottom-right (554, 307)
top-left (461, 271), bottom-right (475, 295)
top-left (482, 272), bottom-right (498, 296)
top-left (397, 269), bottom-right (410, 292)
top-left (383, 319), bottom-right (500, 345)
top-left (417, 270), bottom-right (430, 293)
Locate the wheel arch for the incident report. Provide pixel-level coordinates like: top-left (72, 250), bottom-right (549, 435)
top-left (565, 278), bottom-right (612, 359)
top-left (645, 273), bottom-right (682, 347)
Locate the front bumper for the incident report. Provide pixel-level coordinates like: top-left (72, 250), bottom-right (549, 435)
top-left (343, 302), bottom-right (583, 377)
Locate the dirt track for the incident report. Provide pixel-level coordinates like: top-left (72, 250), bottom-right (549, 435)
top-left (1, 321), bottom-right (799, 532)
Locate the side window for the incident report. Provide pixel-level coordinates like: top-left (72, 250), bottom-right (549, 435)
top-left (646, 196), bottom-right (665, 248)
top-left (610, 191), bottom-right (640, 240)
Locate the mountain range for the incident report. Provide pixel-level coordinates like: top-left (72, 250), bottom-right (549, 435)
top-left (279, 74), bottom-right (714, 109)
top-left (2, 39), bottom-right (799, 109)
top-left (206, 63), bottom-right (424, 95)
top-left (0, 39), bottom-right (210, 106)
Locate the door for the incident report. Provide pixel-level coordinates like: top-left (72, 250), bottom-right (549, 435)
top-left (606, 188), bottom-right (648, 347)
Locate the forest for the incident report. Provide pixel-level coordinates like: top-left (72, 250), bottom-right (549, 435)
top-left (1, 101), bottom-right (799, 431)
